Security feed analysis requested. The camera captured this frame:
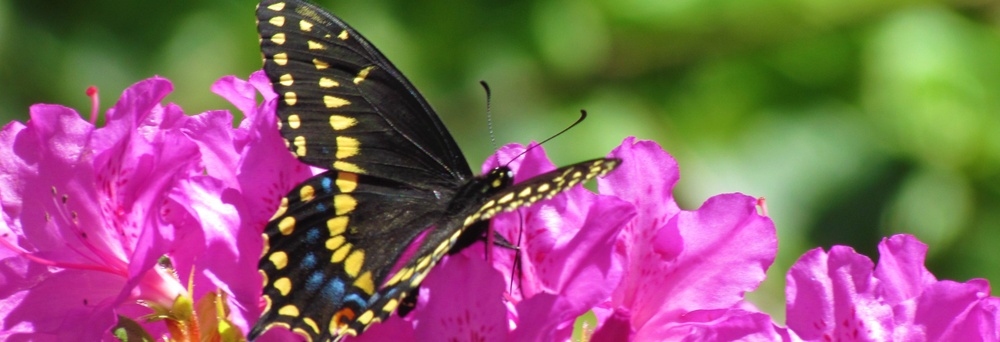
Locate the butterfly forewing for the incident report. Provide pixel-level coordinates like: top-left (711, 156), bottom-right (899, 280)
top-left (257, 0), bottom-right (471, 187)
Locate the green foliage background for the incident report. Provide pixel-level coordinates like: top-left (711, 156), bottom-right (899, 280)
top-left (1, 0), bottom-right (998, 323)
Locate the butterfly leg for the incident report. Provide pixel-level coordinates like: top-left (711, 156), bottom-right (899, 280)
top-left (397, 287), bottom-right (420, 317)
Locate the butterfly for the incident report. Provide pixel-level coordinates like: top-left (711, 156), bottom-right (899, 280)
top-left (249, 1), bottom-right (621, 341)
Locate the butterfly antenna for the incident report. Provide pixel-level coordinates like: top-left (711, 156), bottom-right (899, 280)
top-left (505, 109), bottom-right (588, 167)
top-left (480, 81), bottom-right (502, 167)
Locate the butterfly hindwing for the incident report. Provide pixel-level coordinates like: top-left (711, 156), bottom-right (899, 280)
top-left (253, 169), bottom-right (456, 340)
top-left (257, 0), bottom-right (471, 186)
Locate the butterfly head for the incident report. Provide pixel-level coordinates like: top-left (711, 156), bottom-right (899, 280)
top-left (482, 166), bottom-right (514, 195)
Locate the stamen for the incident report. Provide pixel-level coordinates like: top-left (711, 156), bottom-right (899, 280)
top-left (86, 86), bottom-right (99, 124)
top-left (756, 197), bottom-right (769, 216)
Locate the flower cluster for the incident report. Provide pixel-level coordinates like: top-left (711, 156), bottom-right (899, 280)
top-left (0, 72), bottom-right (311, 341)
top-left (1, 74), bottom-right (997, 341)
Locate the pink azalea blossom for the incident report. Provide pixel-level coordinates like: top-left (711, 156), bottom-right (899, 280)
top-left (590, 137), bottom-right (781, 341)
top-left (786, 234), bottom-right (1000, 341)
top-left (0, 72), bottom-right (306, 341)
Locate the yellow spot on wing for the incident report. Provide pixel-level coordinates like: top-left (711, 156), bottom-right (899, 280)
top-left (274, 277), bottom-right (292, 296)
top-left (416, 256), bottom-right (431, 271)
top-left (267, 2), bottom-right (285, 11)
top-left (278, 305), bottom-right (300, 317)
top-left (269, 16), bottom-right (286, 27)
top-left (337, 172), bottom-right (358, 193)
top-left (384, 299), bottom-right (400, 312)
top-left (537, 183), bottom-right (551, 193)
top-left (273, 53), bottom-right (288, 65)
top-left (284, 92), bottom-right (297, 106)
top-left (324, 95), bottom-right (350, 108)
top-left (410, 269), bottom-right (430, 286)
top-left (303, 318), bottom-right (320, 333)
top-left (331, 244), bottom-right (352, 263)
top-left (335, 136), bottom-right (360, 159)
top-left (293, 136), bottom-right (306, 156)
top-left (434, 240), bottom-right (450, 256)
top-left (269, 251), bottom-right (289, 269)
top-left (326, 235), bottom-right (345, 250)
top-left (353, 66), bottom-right (374, 84)
top-left (498, 192), bottom-right (515, 204)
top-left (327, 216), bottom-right (348, 236)
top-left (260, 234), bottom-right (271, 255)
top-left (299, 184), bottom-right (315, 201)
top-left (270, 197), bottom-right (289, 220)
top-left (357, 311), bottom-right (375, 325)
top-left (314, 58), bottom-right (329, 70)
top-left (287, 114), bottom-right (301, 129)
top-left (308, 40), bottom-right (325, 50)
top-left (385, 269), bottom-right (405, 286)
top-left (271, 33), bottom-right (286, 45)
top-left (333, 161), bottom-right (365, 174)
top-left (400, 267), bottom-right (415, 282)
top-left (319, 77), bottom-right (339, 88)
top-left (299, 20), bottom-right (313, 32)
top-left (519, 187), bottom-right (532, 197)
top-left (354, 271), bottom-right (375, 295)
top-left (344, 249), bottom-right (365, 277)
top-left (334, 194), bottom-right (357, 215)
top-left (338, 30), bottom-right (349, 40)
top-left (279, 74), bottom-right (294, 86)
top-left (277, 217), bottom-right (296, 235)
top-left (329, 115), bottom-right (356, 130)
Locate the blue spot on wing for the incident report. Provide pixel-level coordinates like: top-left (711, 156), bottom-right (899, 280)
top-left (344, 293), bottom-right (368, 309)
top-left (321, 177), bottom-right (333, 193)
top-left (305, 272), bottom-right (325, 292)
top-left (320, 278), bottom-right (346, 305)
top-left (301, 253), bottom-right (317, 269)
top-left (305, 228), bottom-right (321, 244)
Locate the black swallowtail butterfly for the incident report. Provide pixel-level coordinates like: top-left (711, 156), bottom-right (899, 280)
top-left (249, 1), bottom-right (621, 340)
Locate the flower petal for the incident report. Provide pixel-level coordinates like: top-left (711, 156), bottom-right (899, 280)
top-left (414, 251), bottom-right (508, 341)
top-left (873, 234), bottom-right (937, 305)
top-left (634, 194), bottom-right (776, 334)
top-left (785, 245), bottom-right (893, 341)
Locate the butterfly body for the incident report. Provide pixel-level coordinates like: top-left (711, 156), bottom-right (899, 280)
top-left (251, 1), bottom-right (620, 341)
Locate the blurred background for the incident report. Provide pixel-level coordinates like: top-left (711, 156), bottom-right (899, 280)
top-left (1, 0), bottom-right (998, 323)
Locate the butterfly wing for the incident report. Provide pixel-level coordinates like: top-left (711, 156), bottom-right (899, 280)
top-left (250, 170), bottom-right (452, 341)
top-left (257, 0), bottom-right (471, 187)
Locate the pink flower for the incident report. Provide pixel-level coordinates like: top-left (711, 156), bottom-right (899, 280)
top-left (0, 72), bottom-right (307, 341)
top-left (590, 137), bottom-right (781, 341)
top-left (786, 234), bottom-right (1000, 341)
